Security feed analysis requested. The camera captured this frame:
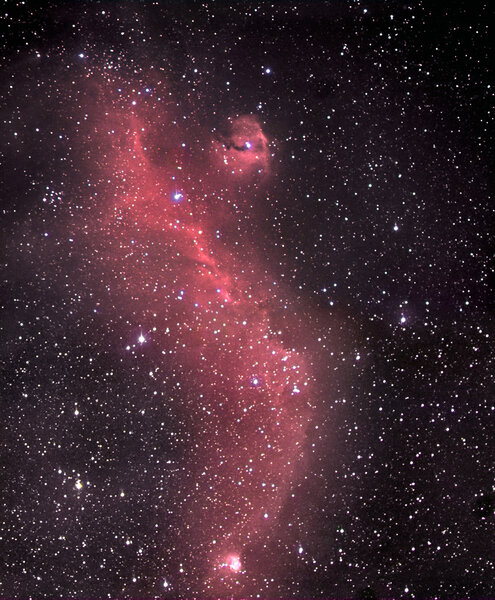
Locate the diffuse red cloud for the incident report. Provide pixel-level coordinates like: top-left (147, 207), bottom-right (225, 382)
top-left (92, 86), bottom-right (316, 596)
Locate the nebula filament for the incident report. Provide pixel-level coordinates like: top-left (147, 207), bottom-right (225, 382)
top-left (89, 75), bottom-right (320, 596)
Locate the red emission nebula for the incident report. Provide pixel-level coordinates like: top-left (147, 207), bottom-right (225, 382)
top-left (87, 74), bottom-right (337, 596)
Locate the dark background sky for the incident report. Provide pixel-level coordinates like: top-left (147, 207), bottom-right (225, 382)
top-left (0, 2), bottom-right (493, 599)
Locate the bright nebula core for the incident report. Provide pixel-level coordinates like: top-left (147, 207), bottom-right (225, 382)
top-left (223, 554), bottom-right (242, 573)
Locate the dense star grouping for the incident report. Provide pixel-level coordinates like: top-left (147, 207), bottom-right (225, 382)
top-left (1, 2), bottom-right (493, 599)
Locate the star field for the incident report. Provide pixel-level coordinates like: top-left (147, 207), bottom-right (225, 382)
top-left (0, 2), bottom-right (493, 599)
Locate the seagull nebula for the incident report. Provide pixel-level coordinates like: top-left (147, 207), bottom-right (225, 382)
top-left (1, 3), bottom-right (493, 599)
top-left (92, 80), bottom-right (326, 595)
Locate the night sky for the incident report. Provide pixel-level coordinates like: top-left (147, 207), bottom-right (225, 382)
top-left (1, 2), bottom-right (493, 599)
